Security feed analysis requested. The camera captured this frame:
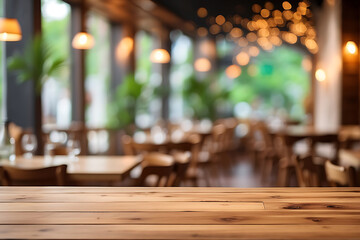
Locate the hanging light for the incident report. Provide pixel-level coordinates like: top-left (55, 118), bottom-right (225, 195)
top-left (0, 18), bottom-right (22, 41)
top-left (72, 32), bottom-right (94, 49)
top-left (150, 49), bottom-right (170, 63)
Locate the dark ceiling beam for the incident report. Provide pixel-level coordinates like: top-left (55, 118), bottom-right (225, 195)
top-left (64, 0), bottom-right (196, 37)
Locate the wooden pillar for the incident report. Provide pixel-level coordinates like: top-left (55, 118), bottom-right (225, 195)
top-left (159, 30), bottom-right (171, 120)
top-left (70, 2), bottom-right (87, 154)
top-left (70, 3), bottom-right (85, 123)
top-left (109, 23), bottom-right (136, 154)
top-left (4, 0), bottom-right (43, 153)
top-left (110, 23), bottom-right (135, 93)
top-left (341, 0), bottom-right (360, 125)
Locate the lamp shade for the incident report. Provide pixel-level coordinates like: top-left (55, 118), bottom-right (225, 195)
top-left (150, 49), bottom-right (170, 63)
top-left (72, 32), bottom-right (94, 49)
top-left (0, 18), bottom-right (22, 41)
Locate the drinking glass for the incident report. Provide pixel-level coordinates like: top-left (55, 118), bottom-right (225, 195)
top-left (21, 133), bottom-right (38, 158)
top-left (67, 139), bottom-right (81, 159)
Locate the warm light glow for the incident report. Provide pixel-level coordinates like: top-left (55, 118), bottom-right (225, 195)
top-left (249, 46), bottom-right (260, 57)
top-left (194, 58), bottom-right (211, 72)
top-left (252, 4), bottom-right (261, 13)
top-left (302, 57), bottom-right (312, 72)
top-left (229, 28), bottom-right (243, 38)
top-left (236, 52), bottom-right (250, 66)
top-left (345, 41), bottom-right (358, 55)
top-left (282, 1), bottom-right (292, 10)
top-left (260, 9), bottom-right (270, 18)
top-left (305, 38), bottom-right (319, 53)
top-left (116, 37), bottom-right (134, 62)
top-left (270, 36), bottom-right (282, 46)
top-left (197, 7), bottom-right (208, 18)
top-left (209, 24), bottom-right (221, 35)
top-left (315, 69), bottom-right (326, 82)
top-left (225, 65), bottom-right (242, 79)
top-left (197, 27), bottom-right (208, 37)
top-left (150, 49), bottom-right (170, 63)
top-left (222, 21), bottom-right (233, 32)
top-left (215, 15), bottom-right (226, 25)
top-left (265, 2), bottom-right (274, 10)
top-left (72, 32), bottom-right (94, 49)
top-left (246, 32), bottom-right (257, 42)
top-left (0, 18), bottom-right (22, 41)
top-left (238, 37), bottom-right (248, 47)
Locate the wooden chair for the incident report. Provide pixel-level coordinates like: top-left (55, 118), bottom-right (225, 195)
top-left (168, 151), bottom-right (191, 187)
top-left (295, 155), bottom-right (322, 187)
top-left (277, 134), bottom-right (309, 186)
top-left (325, 160), bottom-right (357, 187)
top-left (261, 129), bottom-right (282, 185)
top-left (0, 165), bottom-right (67, 186)
top-left (311, 134), bottom-right (340, 164)
top-left (136, 153), bottom-right (174, 187)
top-left (121, 135), bottom-right (136, 155)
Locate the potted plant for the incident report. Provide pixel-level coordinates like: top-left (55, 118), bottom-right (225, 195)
top-left (7, 34), bottom-right (66, 154)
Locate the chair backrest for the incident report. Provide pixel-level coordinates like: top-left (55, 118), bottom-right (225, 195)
top-left (281, 134), bottom-right (309, 159)
top-left (136, 153), bottom-right (174, 187)
top-left (211, 124), bottom-right (227, 153)
top-left (295, 155), bottom-right (321, 187)
top-left (0, 164), bottom-right (67, 186)
top-left (168, 151), bottom-right (191, 187)
top-left (121, 135), bottom-right (136, 155)
top-left (325, 160), bottom-right (356, 187)
top-left (311, 134), bottom-right (339, 163)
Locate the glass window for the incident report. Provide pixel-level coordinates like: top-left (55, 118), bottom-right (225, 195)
top-left (85, 11), bottom-right (111, 128)
top-left (169, 30), bottom-right (194, 122)
top-left (134, 30), bottom-right (159, 129)
top-left (41, 0), bottom-right (71, 128)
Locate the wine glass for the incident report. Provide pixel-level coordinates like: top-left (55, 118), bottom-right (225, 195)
top-left (67, 138), bottom-right (81, 159)
top-left (21, 133), bottom-right (38, 158)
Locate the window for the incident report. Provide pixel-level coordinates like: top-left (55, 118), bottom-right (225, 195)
top-left (41, 0), bottom-right (71, 128)
top-left (169, 31), bottom-right (194, 121)
top-left (85, 11), bottom-right (111, 128)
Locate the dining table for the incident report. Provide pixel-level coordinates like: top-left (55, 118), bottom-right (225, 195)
top-left (0, 187), bottom-right (359, 239)
top-left (0, 155), bottom-right (142, 183)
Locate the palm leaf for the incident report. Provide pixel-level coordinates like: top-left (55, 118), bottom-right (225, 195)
top-left (7, 34), bottom-right (67, 95)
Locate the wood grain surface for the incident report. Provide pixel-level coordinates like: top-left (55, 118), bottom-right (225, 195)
top-left (0, 155), bottom-right (142, 182)
top-left (0, 187), bottom-right (359, 239)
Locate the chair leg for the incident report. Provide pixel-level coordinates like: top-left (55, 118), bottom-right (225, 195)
top-left (277, 165), bottom-right (288, 187)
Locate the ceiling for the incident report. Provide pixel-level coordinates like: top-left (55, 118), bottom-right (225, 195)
top-left (152, 0), bottom-right (324, 29)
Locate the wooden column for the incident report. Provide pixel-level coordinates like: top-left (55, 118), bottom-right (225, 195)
top-left (109, 23), bottom-right (136, 154)
top-left (159, 30), bottom-right (171, 121)
top-left (341, 0), bottom-right (360, 125)
top-left (110, 23), bottom-right (135, 93)
top-left (70, 2), bottom-right (87, 154)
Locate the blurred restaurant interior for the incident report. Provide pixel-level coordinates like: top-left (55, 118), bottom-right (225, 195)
top-left (0, 0), bottom-right (359, 188)
top-left (3, 0), bottom-right (360, 239)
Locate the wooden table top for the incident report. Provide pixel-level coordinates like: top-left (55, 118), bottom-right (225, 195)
top-left (0, 155), bottom-right (142, 182)
top-left (0, 187), bottom-right (359, 239)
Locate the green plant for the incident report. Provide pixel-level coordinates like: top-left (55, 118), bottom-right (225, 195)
top-left (183, 74), bottom-right (229, 120)
top-left (107, 74), bottom-right (144, 131)
top-left (7, 34), bottom-right (66, 94)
